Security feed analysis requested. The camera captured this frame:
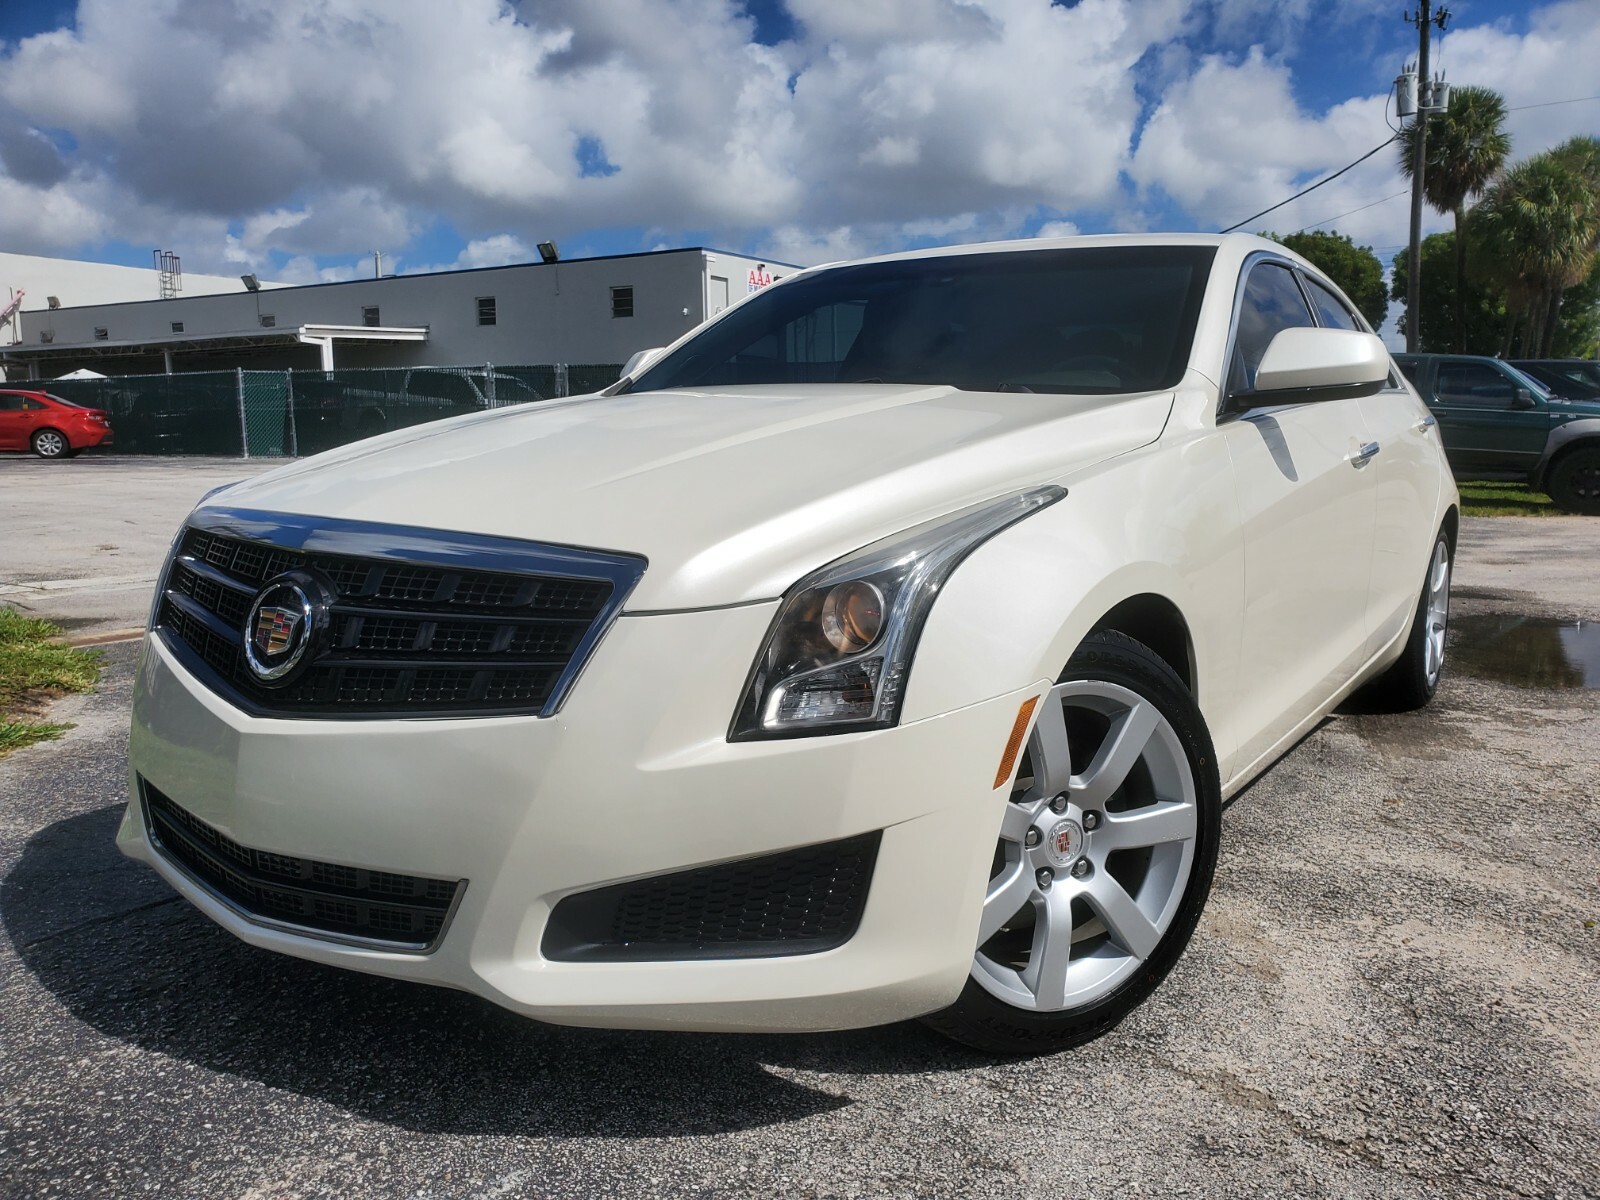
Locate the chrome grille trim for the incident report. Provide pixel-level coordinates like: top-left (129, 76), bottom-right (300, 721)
top-left (153, 506), bottom-right (647, 720)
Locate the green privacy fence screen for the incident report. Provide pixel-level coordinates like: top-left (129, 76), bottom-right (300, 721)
top-left (38, 363), bottom-right (623, 457)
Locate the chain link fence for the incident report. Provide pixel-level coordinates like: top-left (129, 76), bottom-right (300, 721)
top-left (38, 363), bottom-right (622, 457)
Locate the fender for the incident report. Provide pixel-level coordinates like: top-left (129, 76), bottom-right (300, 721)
top-left (1533, 418), bottom-right (1600, 488)
top-left (900, 430), bottom-right (1247, 781)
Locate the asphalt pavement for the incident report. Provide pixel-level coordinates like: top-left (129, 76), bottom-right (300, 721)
top-left (1, 459), bottom-right (1597, 1199)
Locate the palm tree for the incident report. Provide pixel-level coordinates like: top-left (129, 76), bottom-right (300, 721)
top-left (1475, 139), bottom-right (1600, 356)
top-left (1399, 85), bottom-right (1511, 351)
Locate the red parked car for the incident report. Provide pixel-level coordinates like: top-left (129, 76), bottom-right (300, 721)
top-left (0, 389), bottom-right (114, 458)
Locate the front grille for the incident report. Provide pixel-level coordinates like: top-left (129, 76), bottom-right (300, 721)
top-left (141, 781), bottom-right (463, 951)
top-left (153, 510), bottom-right (644, 719)
top-left (541, 832), bottom-right (882, 962)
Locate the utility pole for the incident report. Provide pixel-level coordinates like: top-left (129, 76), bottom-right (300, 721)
top-left (1403, 1), bottom-right (1449, 351)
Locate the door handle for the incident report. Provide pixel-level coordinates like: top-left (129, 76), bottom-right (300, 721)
top-left (1350, 441), bottom-right (1381, 467)
top-left (1416, 415), bottom-right (1437, 433)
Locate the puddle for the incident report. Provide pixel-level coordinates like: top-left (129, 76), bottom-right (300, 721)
top-left (1450, 616), bottom-right (1600, 690)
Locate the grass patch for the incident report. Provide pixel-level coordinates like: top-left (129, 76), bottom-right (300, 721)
top-left (0, 607), bottom-right (103, 757)
top-left (1458, 481), bottom-right (1560, 518)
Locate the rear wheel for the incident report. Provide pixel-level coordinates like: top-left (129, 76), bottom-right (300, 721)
top-left (30, 428), bottom-right (70, 459)
top-left (923, 631), bottom-right (1220, 1055)
top-left (1547, 445), bottom-right (1600, 515)
top-left (1359, 532), bottom-right (1450, 711)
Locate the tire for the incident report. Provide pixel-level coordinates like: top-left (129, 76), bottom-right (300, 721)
top-left (30, 428), bottom-right (71, 459)
top-left (923, 630), bottom-right (1221, 1055)
top-left (1546, 445), bottom-right (1600, 515)
top-left (1358, 531), bottom-right (1451, 711)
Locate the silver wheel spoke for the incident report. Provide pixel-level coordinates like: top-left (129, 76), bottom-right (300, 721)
top-left (1022, 887), bottom-right (1076, 1009)
top-left (1082, 872), bottom-right (1162, 961)
top-left (1098, 800), bottom-right (1196, 850)
top-left (978, 861), bottom-right (1034, 945)
top-left (998, 800), bottom-right (1036, 845)
top-left (1070, 699), bottom-right (1159, 809)
top-left (1029, 691), bottom-right (1075, 797)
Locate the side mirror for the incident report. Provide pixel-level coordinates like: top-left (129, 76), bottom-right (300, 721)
top-left (621, 347), bottom-right (666, 379)
top-left (1511, 387), bottom-right (1537, 410)
top-left (1237, 328), bottom-right (1390, 406)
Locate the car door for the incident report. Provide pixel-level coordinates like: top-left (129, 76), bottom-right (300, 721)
top-left (0, 393), bottom-right (24, 449)
top-left (1218, 258), bottom-right (1378, 771)
top-left (1430, 359), bottom-right (1551, 475)
top-left (1301, 277), bottom-right (1440, 651)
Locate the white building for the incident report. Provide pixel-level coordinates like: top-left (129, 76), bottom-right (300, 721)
top-left (1, 250), bottom-right (278, 352)
top-left (2, 247), bottom-right (793, 379)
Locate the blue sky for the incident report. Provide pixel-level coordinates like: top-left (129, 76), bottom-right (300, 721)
top-left (0, 0), bottom-right (1594, 285)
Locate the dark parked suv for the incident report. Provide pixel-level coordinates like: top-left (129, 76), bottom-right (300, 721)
top-left (1509, 359), bottom-right (1600, 401)
top-left (1394, 353), bottom-right (1600, 514)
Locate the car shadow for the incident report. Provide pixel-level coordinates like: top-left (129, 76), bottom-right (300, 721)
top-left (2, 806), bottom-right (996, 1138)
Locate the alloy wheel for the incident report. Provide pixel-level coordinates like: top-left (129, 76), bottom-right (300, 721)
top-left (1423, 539), bottom-right (1450, 689)
top-left (972, 679), bottom-right (1199, 1013)
top-left (33, 430), bottom-right (67, 458)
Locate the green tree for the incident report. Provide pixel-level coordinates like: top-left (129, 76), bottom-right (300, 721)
top-left (1475, 137), bottom-right (1600, 356)
top-left (1268, 230), bottom-right (1389, 328)
top-left (1398, 85), bottom-right (1511, 351)
top-left (1390, 230), bottom-right (1506, 353)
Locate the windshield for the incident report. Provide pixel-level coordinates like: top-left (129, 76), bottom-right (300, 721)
top-left (1503, 364), bottom-right (1553, 397)
top-left (629, 245), bottom-right (1216, 396)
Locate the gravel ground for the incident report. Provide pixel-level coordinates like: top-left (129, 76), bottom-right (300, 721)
top-left (0, 489), bottom-right (1597, 1199)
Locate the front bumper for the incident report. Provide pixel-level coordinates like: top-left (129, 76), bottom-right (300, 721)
top-left (121, 603), bottom-right (1046, 1032)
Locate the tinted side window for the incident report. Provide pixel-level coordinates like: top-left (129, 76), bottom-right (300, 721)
top-left (1303, 277), bottom-right (1362, 332)
top-left (1436, 362), bottom-right (1515, 407)
top-left (1229, 262), bottom-right (1316, 393)
top-left (0, 395), bottom-right (23, 412)
top-left (1395, 360), bottom-right (1424, 385)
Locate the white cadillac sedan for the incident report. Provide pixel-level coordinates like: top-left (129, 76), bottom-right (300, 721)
top-left (120, 234), bottom-right (1456, 1053)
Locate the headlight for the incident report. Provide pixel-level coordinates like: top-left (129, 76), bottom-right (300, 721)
top-left (729, 485), bottom-right (1066, 740)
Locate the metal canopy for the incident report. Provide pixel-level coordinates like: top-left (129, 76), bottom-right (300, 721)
top-left (1, 323), bottom-right (429, 373)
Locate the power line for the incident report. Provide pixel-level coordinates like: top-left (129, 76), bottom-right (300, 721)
top-left (1295, 190), bottom-right (1409, 233)
top-left (1218, 135), bottom-right (1400, 234)
top-left (1507, 94), bottom-right (1600, 111)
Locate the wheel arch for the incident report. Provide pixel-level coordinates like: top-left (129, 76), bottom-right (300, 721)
top-left (1532, 423), bottom-right (1600, 489)
top-left (1086, 593), bottom-right (1195, 696)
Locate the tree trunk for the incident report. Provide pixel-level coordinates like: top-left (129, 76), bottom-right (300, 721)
top-left (1453, 205), bottom-right (1468, 353)
top-left (1542, 287), bottom-right (1563, 357)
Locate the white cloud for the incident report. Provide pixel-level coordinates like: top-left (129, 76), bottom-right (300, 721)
top-left (0, 0), bottom-right (1595, 276)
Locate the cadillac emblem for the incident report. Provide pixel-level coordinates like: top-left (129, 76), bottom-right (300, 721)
top-left (1045, 818), bottom-right (1084, 868)
top-left (242, 572), bottom-right (327, 684)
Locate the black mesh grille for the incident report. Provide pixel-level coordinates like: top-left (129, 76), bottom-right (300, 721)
top-left (541, 833), bottom-right (882, 962)
top-left (157, 526), bottom-right (616, 718)
top-left (142, 781), bottom-right (463, 950)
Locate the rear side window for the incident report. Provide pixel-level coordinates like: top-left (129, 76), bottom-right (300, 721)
top-left (0, 395), bottom-right (23, 411)
top-left (1302, 277), bottom-right (1363, 332)
top-left (1229, 261), bottom-right (1316, 393)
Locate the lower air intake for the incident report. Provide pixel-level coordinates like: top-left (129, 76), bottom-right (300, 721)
top-left (141, 780), bottom-right (464, 952)
top-left (541, 832), bottom-right (881, 962)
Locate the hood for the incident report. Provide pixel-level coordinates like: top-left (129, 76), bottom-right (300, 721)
top-left (213, 384), bottom-right (1173, 610)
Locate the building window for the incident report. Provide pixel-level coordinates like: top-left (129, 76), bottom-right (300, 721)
top-left (171, 321), bottom-right (184, 334)
top-left (611, 286), bottom-right (634, 319)
top-left (93, 327), bottom-right (108, 340)
top-left (260, 314), bottom-right (276, 328)
top-left (362, 305), bottom-right (380, 327)
top-left (477, 296), bottom-right (497, 326)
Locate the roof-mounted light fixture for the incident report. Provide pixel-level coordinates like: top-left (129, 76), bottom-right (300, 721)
top-left (537, 241), bottom-right (560, 264)
top-left (241, 274), bottom-right (261, 292)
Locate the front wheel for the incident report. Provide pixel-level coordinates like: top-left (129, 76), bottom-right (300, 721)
top-left (31, 428), bottom-right (73, 458)
top-left (923, 631), bottom-right (1221, 1055)
top-left (1547, 446), bottom-right (1600, 515)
